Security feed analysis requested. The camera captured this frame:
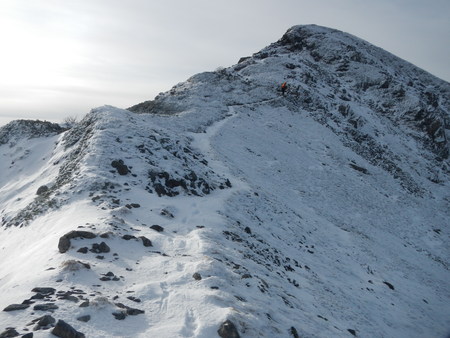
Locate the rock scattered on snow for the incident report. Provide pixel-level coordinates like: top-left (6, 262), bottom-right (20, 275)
top-left (33, 303), bottom-right (58, 312)
top-left (111, 159), bottom-right (129, 175)
top-left (36, 185), bottom-right (49, 196)
top-left (90, 242), bottom-right (110, 253)
top-left (150, 225), bottom-right (164, 232)
top-left (218, 320), bottom-right (240, 338)
top-left (76, 315), bottom-right (90, 323)
top-left (51, 320), bottom-right (85, 338)
top-left (139, 236), bottom-right (152, 247)
top-left (192, 272), bottom-right (202, 281)
top-left (2, 304), bottom-right (29, 312)
top-left (0, 328), bottom-right (19, 337)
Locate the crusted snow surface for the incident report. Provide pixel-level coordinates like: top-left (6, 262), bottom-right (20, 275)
top-left (1, 25), bottom-right (450, 337)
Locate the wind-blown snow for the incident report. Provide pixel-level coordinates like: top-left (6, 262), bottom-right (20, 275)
top-left (0, 25), bottom-right (449, 338)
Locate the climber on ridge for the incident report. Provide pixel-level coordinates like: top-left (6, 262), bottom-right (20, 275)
top-left (281, 82), bottom-right (287, 96)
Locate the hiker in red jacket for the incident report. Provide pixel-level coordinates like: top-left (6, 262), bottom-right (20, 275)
top-left (281, 82), bottom-right (287, 96)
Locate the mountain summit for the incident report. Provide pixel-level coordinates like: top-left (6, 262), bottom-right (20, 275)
top-left (1, 25), bottom-right (449, 338)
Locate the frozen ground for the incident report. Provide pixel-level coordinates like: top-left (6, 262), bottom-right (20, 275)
top-left (0, 25), bottom-right (449, 337)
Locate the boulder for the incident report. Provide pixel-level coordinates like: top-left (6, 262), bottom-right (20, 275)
top-left (36, 185), bottom-right (49, 195)
top-left (150, 225), bottom-right (164, 233)
top-left (58, 236), bottom-right (71, 253)
top-left (58, 231), bottom-right (96, 253)
top-left (37, 314), bottom-right (56, 327)
top-left (90, 242), bottom-right (110, 253)
top-left (3, 304), bottom-right (29, 312)
top-left (218, 320), bottom-right (240, 338)
top-left (51, 320), bottom-right (85, 338)
top-left (111, 160), bottom-right (129, 175)
top-left (0, 328), bottom-right (19, 337)
top-left (139, 236), bottom-right (152, 247)
top-left (33, 303), bottom-right (59, 311)
top-left (31, 287), bottom-right (56, 295)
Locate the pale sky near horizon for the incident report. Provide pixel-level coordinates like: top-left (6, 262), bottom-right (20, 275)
top-left (0, 0), bottom-right (449, 126)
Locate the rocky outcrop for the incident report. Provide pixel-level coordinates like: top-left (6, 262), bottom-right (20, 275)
top-left (0, 120), bottom-right (65, 146)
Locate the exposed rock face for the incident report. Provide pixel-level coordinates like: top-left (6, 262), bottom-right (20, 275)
top-left (0, 120), bottom-right (65, 146)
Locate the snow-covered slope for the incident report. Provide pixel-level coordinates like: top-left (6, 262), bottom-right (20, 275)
top-left (0, 25), bottom-right (449, 338)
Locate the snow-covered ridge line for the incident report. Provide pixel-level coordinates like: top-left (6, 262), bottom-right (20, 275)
top-left (1, 25), bottom-right (449, 337)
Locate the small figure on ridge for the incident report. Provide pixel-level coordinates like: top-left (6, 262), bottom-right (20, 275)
top-left (281, 82), bottom-right (287, 96)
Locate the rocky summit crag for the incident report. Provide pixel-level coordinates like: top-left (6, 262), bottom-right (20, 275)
top-left (0, 25), bottom-right (449, 338)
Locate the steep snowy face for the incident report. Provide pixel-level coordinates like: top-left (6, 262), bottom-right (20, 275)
top-left (132, 24), bottom-right (450, 177)
top-left (0, 25), bottom-right (449, 338)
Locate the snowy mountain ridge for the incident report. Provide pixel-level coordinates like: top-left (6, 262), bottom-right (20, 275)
top-left (0, 25), bottom-right (449, 338)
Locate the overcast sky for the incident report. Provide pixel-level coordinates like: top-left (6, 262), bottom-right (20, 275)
top-left (0, 0), bottom-right (449, 126)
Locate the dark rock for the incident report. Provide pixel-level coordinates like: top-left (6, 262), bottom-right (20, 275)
top-left (0, 328), bottom-right (19, 337)
top-left (244, 227), bottom-right (252, 234)
top-left (31, 287), bottom-right (56, 295)
top-left (349, 163), bottom-right (369, 174)
top-left (3, 304), bottom-right (29, 311)
top-left (122, 235), bottom-right (136, 240)
top-left (112, 312), bottom-right (127, 320)
top-left (127, 296), bottom-right (141, 303)
top-left (33, 303), bottom-right (58, 311)
top-left (139, 236), bottom-right (153, 247)
top-left (114, 303), bottom-right (144, 316)
top-left (51, 320), bottom-right (85, 338)
top-left (77, 247), bottom-right (88, 254)
top-left (192, 272), bottom-right (202, 281)
top-left (238, 56), bottom-right (251, 64)
top-left (36, 185), bottom-right (49, 195)
top-left (130, 203), bottom-right (140, 208)
top-left (290, 326), bottom-right (299, 338)
top-left (126, 308), bottom-right (145, 316)
top-left (111, 160), bottom-right (129, 175)
top-left (79, 301), bottom-right (89, 308)
top-left (21, 333), bottom-right (34, 338)
top-left (90, 242), bottom-right (110, 253)
top-left (99, 242), bottom-right (110, 252)
top-left (60, 295), bottom-right (79, 303)
top-left (153, 183), bottom-right (167, 197)
top-left (383, 281), bottom-right (395, 290)
top-left (150, 225), bottom-right (164, 232)
top-left (76, 315), bottom-right (91, 323)
top-left (105, 271), bottom-right (115, 277)
top-left (218, 320), bottom-right (240, 338)
top-left (37, 314), bottom-right (56, 327)
top-left (59, 231), bottom-right (96, 253)
top-left (30, 292), bottom-right (45, 299)
top-left (241, 274), bottom-right (252, 279)
top-left (58, 236), bottom-right (71, 253)
top-left (65, 231), bottom-right (96, 239)
top-left (348, 329), bottom-right (357, 336)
